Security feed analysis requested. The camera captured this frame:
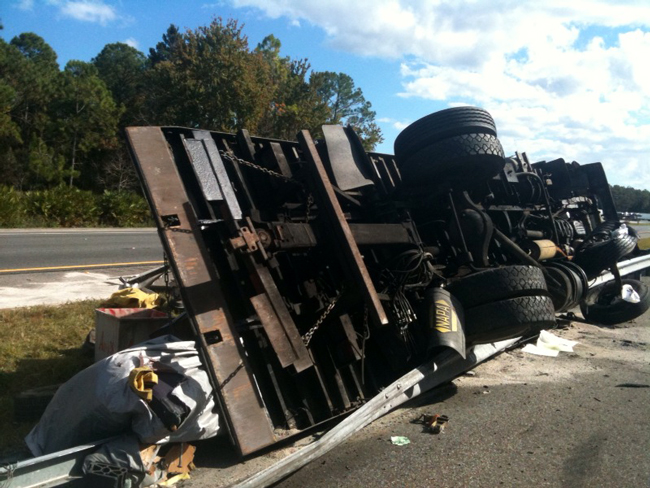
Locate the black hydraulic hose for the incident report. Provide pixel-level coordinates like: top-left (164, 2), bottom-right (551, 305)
top-left (448, 193), bottom-right (478, 270)
top-left (516, 172), bottom-right (560, 244)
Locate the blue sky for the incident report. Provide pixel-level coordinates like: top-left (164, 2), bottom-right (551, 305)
top-left (3, 0), bottom-right (650, 189)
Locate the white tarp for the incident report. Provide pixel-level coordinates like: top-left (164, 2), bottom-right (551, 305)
top-left (26, 336), bottom-right (219, 456)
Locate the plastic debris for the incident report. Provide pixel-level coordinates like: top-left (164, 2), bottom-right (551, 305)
top-left (521, 344), bottom-right (559, 357)
top-left (102, 287), bottom-right (163, 309)
top-left (621, 284), bottom-right (641, 303)
top-left (390, 436), bottom-right (411, 446)
top-left (522, 330), bottom-right (578, 357)
top-left (26, 336), bottom-right (219, 456)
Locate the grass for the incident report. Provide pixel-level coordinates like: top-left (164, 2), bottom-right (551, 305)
top-left (638, 237), bottom-right (650, 250)
top-left (0, 300), bottom-right (99, 456)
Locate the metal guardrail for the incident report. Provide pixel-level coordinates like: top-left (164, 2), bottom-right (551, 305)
top-left (589, 254), bottom-right (650, 288)
top-left (0, 441), bottom-right (107, 488)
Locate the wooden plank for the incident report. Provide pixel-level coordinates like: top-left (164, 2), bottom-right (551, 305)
top-left (125, 126), bottom-right (276, 456)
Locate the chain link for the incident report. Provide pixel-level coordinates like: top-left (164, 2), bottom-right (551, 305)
top-left (302, 293), bottom-right (342, 346)
top-left (218, 150), bottom-right (315, 223)
top-left (219, 361), bottom-right (244, 390)
top-left (163, 253), bottom-right (171, 318)
top-left (305, 193), bottom-right (314, 222)
top-left (162, 220), bottom-right (193, 234)
top-left (219, 150), bottom-right (292, 181)
top-left (164, 226), bottom-right (193, 234)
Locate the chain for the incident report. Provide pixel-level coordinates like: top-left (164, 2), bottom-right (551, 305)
top-left (163, 253), bottom-right (171, 318)
top-left (219, 150), bottom-right (292, 181)
top-left (162, 220), bottom-right (193, 234)
top-left (218, 150), bottom-right (316, 223)
top-left (164, 226), bottom-right (193, 234)
top-left (305, 193), bottom-right (314, 222)
top-left (302, 293), bottom-right (342, 346)
top-left (219, 361), bottom-right (244, 390)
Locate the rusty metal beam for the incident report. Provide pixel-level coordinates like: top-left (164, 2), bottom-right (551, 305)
top-left (125, 127), bottom-right (275, 456)
top-left (297, 130), bottom-right (388, 327)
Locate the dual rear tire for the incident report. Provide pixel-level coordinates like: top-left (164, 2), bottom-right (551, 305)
top-left (447, 266), bottom-right (555, 344)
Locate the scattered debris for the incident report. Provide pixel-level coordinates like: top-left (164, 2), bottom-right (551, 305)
top-left (621, 284), bottom-right (641, 303)
top-left (102, 287), bottom-right (164, 309)
top-left (119, 265), bottom-right (168, 290)
top-left (94, 307), bottom-right (169, 361)
top-left (522, 330), bottom-right (578, 357)
top-left (160, 443), bottom-right (196, 477)
top-left (390, 436), bottom-right (411, 446)
top-left (25, 336), bottom-right (219, 457)
top-left (413, 414), bottom-right (449, 434)
top-left (615, 383), bottom-right (649, 388)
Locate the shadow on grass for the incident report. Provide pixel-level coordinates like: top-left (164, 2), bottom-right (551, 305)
top-left (0, 347), bottom-right (93, 458)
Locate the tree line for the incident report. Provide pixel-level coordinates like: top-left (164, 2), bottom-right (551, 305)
top-left (610, 185), bottom-right (650, 213)
top-left (0, 18), bottom-right (382, 194)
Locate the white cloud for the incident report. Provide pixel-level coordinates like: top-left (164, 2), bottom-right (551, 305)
top-left (124, 37), bottom-right (138, 49)
top-left (229, 0), bottom-right (650, 188)
top-left (378, 117), bottom-right (409, 131)
top-left (398, 27), bottom-right (650, 188)
top-left (59, 0), bottom-right (117, 25)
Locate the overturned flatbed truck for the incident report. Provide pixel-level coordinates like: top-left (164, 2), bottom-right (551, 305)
top-left (125, 107), bottom-right (649, 458)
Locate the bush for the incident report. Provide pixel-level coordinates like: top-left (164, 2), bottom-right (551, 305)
top-left (0, 187), bottom-right (153, 228)
top-left (0, 186), bottom-right (28, 227)
top-left (28, 186), bottom-right (100, 227)
top-left (99, 190), bottom-right (153, 227)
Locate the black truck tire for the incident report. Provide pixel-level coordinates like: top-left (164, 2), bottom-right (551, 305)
top-left (544, 266), bottom-right (573, 312)
top-left (573, 221), bottom-right (638, 279)
top-left (397, 132), bottom-right (505, 190)
top-left (580, 278), bottom-right (650, 325)
top-left (394, 106), bottom-right (497, 160)
top-left (464, 295), bottom-right (556, 344)
top-left (447, 265), bottom-right (548, 309)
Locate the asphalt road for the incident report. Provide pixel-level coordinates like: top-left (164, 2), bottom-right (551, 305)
top-left (632, 223), bottom-right (650, 240)
top-left (185, 308), bottom-right (650, 488)
top-left (0, 229), bottom-right (164, 308)
top-left (0, 228), bottom-right (163, 273)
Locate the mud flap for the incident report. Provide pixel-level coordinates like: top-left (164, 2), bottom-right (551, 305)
top-left (422, 288), bottom-right (466, 359)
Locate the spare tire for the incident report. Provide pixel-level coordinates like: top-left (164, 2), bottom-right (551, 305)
top-left (397, 132), bottom-right (505, 191)
top-left (394, 106), bottom-right (497, 161)
top-left (580, 278), bottom-right (650, 325)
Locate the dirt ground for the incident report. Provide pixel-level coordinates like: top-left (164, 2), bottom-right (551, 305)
top-left (183, 309), bottom-right (650, 487)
